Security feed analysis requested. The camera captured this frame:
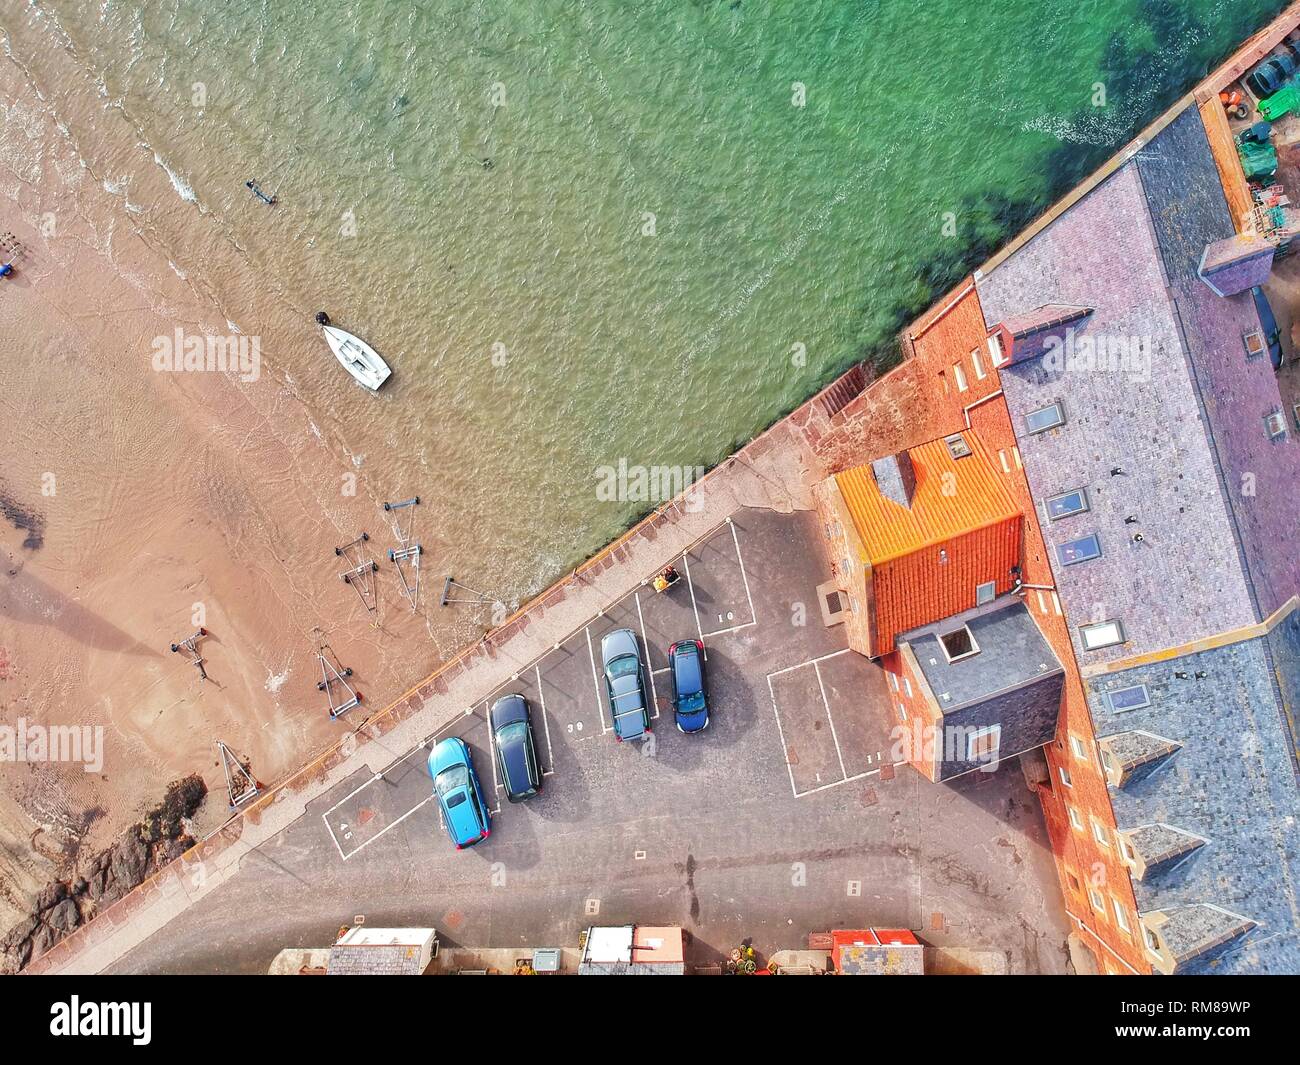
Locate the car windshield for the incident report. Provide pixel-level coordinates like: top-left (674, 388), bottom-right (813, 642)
top-left (606, 654), bottom-right (639, 679)
top-left (498, 721), bottom-right (528, 744)
top-left (435, 765), bottom-right (469, 796)
top-left (679, 691), bottom-right (706, 713)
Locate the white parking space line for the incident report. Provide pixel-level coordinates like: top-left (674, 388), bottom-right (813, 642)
top-left (485, 701), bottom-right (501, 795)
top-left (700, 619), bottom-right (757, 638)
top-left (765, 648), bottom-right (901, 799)
top-left (794, 767), bottom-right (885, 799)
top-left (681, 551), bottom-right (707, 653)
top-left (813, 661), bottom-right (848, 781)
top-left (729, 518), bottom-right (757, 624)
top-left (425, 713), bottom-right (468, 746)
top-left (587, 627), bottom-right (612, 733)
top-left (325, 817), bottom-right (350, 861)
top-left (634, 591), bottom-right (660, 720)
top-left (764, 675), bottom-right (800, 799)
top-left (324, 771), bottom-right (383, 818)
top-left (326, 791), bottom-right (437, 861)
top-left (767, 647), bottom-right (851, 679)
top-left (697, 520), bottom-right (757, 637)
top-left (354, 794), bottom-right (436, 859)
top-left (535, 664), bottom-right (556, 776)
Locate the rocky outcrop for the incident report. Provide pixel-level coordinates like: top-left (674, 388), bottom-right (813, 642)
top-left (0, 774), bottom-right (207, 973)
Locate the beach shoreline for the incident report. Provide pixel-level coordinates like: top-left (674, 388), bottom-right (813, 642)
top-left (3, 0), bottom-right (1293, 971)
top-left (0, 37), bottom-right (489, 935)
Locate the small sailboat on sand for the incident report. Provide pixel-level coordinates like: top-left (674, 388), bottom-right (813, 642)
top-left (316, 311), bottom-right (391, 392)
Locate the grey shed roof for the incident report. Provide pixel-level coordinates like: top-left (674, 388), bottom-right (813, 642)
top-left (327, 943), bottom-right (427, 975)
top-left (898, 598), bottom-right (1062, 714)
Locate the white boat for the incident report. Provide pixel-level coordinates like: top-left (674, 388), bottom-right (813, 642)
top-left (320, 319), bottom-right (391, 391)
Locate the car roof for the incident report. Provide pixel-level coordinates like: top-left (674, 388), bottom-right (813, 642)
top-left (490, 693), bottom-right (528, 728)
top-left (601, 627), bottom-right (638, 661)
top-left (443, 785), bottom-right (483, 843)
top-left (672, 642), bottom-right (703, 692)
top-left (496, 720), bottom-right (533, 789)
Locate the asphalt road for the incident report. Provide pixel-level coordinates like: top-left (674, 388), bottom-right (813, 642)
top-left (113, 509), bottom-right (1071, 974)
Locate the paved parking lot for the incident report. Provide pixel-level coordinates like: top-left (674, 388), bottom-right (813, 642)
top-left (115, 508), bottom-right (1072, 974)
top-left (321, 513), bottom-right (897, 862)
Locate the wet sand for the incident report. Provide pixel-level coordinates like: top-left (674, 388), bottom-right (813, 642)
top-left (0, 55), bottom-right (482, 932)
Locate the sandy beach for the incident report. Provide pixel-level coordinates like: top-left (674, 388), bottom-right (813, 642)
top-left (3, 0), bottom-right (1286, 963)
top-left (0, 48), bottom-right (483, 933)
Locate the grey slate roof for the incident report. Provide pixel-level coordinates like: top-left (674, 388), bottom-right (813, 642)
top-left (1089, 638), bottom-right (1297, 974)
top-left (1099, 729), bottom-right (1182, 788)
top-left (870, 453), bottom-right (916, 509)
top-left (327, 943), bottom-right (427, 975)
top-left (900, 598), bottom-right (1062, 714)
top-left (1134, 107), bottom-right (1237, 284)
top-left (1123, 823), bottom-right (1207, 880)
top-left (1151, 904), bottom-right (1257, 974)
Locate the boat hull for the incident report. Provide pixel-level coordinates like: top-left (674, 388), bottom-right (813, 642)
top-left (323, 325), bottom-right (392, 391)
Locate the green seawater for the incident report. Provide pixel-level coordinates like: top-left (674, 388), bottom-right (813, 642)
top-left (7, 0), bottom-right (1286, 598)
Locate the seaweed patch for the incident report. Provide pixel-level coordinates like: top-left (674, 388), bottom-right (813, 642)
top-left (0, 485), bottom-right (45, 550)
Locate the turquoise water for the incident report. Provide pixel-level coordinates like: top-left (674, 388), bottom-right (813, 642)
top-left (5, 0), bottom-right (1285, 597)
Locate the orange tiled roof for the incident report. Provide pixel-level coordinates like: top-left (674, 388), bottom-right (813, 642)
top-left (835, 432), bottom-right (1019, 564)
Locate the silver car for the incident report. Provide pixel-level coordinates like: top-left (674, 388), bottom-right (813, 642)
top-left (600, 628), bottom-right (650, 741)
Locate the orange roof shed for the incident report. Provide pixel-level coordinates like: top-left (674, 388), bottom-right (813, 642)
top-left (833, 431), bottom-right (1022, 656)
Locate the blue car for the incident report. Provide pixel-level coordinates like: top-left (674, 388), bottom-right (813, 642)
top-left (668, 639), bottom-right (710, 733)
top-left (428, 737), bottom-right (491, 849)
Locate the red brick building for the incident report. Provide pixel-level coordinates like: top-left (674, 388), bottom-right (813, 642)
top-left (813, 285), bottom-right (1148, 971)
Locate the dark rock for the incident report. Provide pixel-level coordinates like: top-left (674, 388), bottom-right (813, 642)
top-left (156, 836), bottom-right (191, 865)
top-left (29, 924), bottom-right (55, 959)
top-left (3, 774), bottom-right (209, 973)
top-left (46, 898), bottom-right (79, 934)
top-left (142, 774), bottom-right (207, 843)
top-left (109, 828), bottom-right (148, 888)
top-left (0, 913), bottom-right (38, 950)
top-left (86, 869), bottom-right (107, 902)
top-left (35, 881), bottom-right (67, 912)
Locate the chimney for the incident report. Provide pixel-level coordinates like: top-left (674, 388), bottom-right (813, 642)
top-left (1197, 234), bottom-right (1274, 297)
top-left (870, 452), bottom-right (917, 509)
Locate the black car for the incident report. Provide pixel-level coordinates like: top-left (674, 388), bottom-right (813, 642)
top-left (668, 639), bottom-right (710, 734)
top-left (489, 694), bottom-right (542, 802)
top-left (1251, 285), bottom-right (1284, 370)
